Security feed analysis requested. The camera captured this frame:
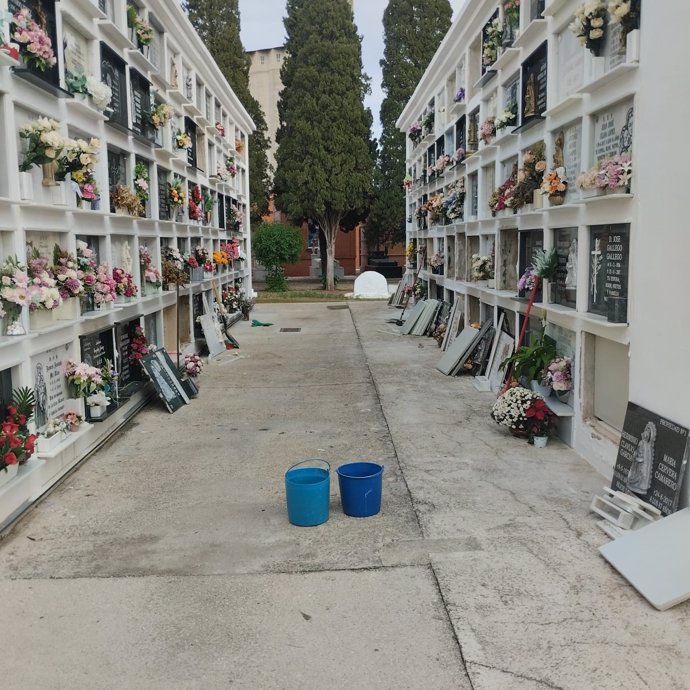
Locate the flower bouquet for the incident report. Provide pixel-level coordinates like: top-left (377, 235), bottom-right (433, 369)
top-left (129, 324), bottom-right (153, 369)
top-left (491, 385), bottom-right (544, 438)
top-left (52, 245), bottom-right (84, 304)
top-left (408, 122), bottom-right (423, 146)
top-left (93, 263), bottom-right (117, 308)
top-left (133, 161), bottom-right (150, 203)
top-left (112, 267), bottom-right (138, 299)
top-left (71, 168), bottom-right (99, 205)
top-left (422, 110), bottom-right (435, 135)
top-left (479, 117), bottom-right (496, 145)
top-left (608, 0), bottom-right (640, 50)
top-left (26, 249), bottom-right (62, 313)
top-left (471, 254), bottom-right (493, 281)
top-left (64, 359), bottom-right (104, 398)
top-left (0, 388), bottom-right (37, 471)
top-left (495, 103), bottom-right (517, 131)
top-left (504, 0), bottom-right (520, 27)
top-left (523, 397), bottom-right (558, 442)
top-left (162, 246), bottom-right (188, 288)
top-left (111, 185), bottom-right (143, 215)
top-left (569, 1), bottom-right (607, 56)
top-left (483, 18), bottom-right (502, 66)
top-left (453, 87), bottom-right (465, 103)
top-left (86, 76), bottom-right (112, 112)
top-left (57, 137), bottom-right (100, 180)
top-left (168, 178), bottom-right (186, 209)
top-left (63, 411), bottom-right (84, 432)
top-left (542, 356), bottom-right (573, 392)
top-left (442, 178), bottom-right (466, 221)
top-left (189, 185), bottom-right (204, 222)
top-left (139, 246), bottom-right (162, 290)
top-left (10, 8), bottom-right (57, 72)
top-left (38, 418), bottom-right (68, 451)
top-left (18, 117), bottom-right (64, 172)
top-left (175, 130), bottom-right (192, 150)
top-left (595, 154), bottom-right (632, 192)
top-left (215, 122), bottom-right (225, 136)
top-left (540, 166), bottom-right (567, 204)
top-left (0, 255), bottom-right (31, 333)
top-left (184, 353), bottom-right (203, 377)
top-left (403, 174), bottom-right (413, 191)
top-left (76, 240), bottom-right (97, 298)
top-left (147, 102), bottom-right (173, 129)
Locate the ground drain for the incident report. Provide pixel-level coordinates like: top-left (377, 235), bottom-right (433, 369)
top-left (280, 328), bottom-right (301, 332)
top-left (327, 305), bottom-right (349, 310)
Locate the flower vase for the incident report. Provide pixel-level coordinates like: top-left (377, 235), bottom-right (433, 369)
top-left (87, 404), bottom-right (107, 420)
top-left (531, 380), bottom-right (552, 399)
top-left (4, 313), bottom-right (26, 336)
top-left (29, 308), bottom-right (55, 331)
top-left (554, 389), bottom-right (571, 404)
top-left (19, 171), bottom-right (33, 200)
top-left (0, 463), bottom-right (19, 489)
top-left (41, 160), bottom-right (58, 187)
top-left (533, 435), bottom-right (549, 449)
top-left (80, 292), bottom-right (95, 314)
top-left (55, 297), bottom-right (80, 321)
top-left (532, 190), bottom-right (543, 209)
top-left (549, 193), bottom-right (565, 206)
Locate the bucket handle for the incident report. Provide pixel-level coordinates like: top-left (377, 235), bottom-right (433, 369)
top-left (288, 458), bottom-right (330, 473)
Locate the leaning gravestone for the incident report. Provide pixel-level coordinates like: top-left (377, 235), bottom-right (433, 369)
top-left (353, 271), bottom-right (390, 299)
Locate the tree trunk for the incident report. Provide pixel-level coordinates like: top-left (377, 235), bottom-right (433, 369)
top-left (319, 227), bottom-right (327, 285)
top-left (320, 221), bottom-right (338, 291)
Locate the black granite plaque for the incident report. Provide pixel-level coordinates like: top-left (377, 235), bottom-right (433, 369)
top-left (455, 115), bottom-right (466, 153)
top-left (116, 318), bottom-right (144, 388)
top-left (521, 42), bottom-right (548, 124)
top-left (185, 117), bottom-right (197, 167)
top-left (80, 328), bottom-right (114, 370)
top-left (130, 70), bottom-right (151, 137)
top-left (611, 402), bottom-right (689, 516)
top-left (218, 195), bottom-right (226, 229)
top-left (140, 349), bottom-right (189, 413)
top-left (101, 43), bottom-right (127, 126)
top-left (157, 167), bottom-right (168, 219)
top-left (588, 224), bottom-right (629, 321)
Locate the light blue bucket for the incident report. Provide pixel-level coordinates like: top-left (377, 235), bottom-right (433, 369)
top-left (285, 458), bottom-right (330, 526)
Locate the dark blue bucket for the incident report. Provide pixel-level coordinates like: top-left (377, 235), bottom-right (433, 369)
top-left (285, 459), bottom-right (330, 526)
top-left (336, 462), bottom-right (384, 518)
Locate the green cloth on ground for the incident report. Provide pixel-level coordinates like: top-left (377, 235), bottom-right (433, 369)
top-left (251, 319), bottom-right (273, 327)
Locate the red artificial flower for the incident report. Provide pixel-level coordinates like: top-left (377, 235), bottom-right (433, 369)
top-left (3, 452), bottom-right (17, 466)
top-left (2, 422), bottom-right (19, 435)
top-left (24, 434), bottom-right (37, 453)
top-left (6, 405), bottom-right (16, 416)
top-left (8, 435), bottom-right (22, 449)
top-left (18, 414), bottom-right (27, 425)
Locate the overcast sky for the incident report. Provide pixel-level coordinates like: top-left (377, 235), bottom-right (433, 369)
top-left (238, 0), bottom-right (467, 138)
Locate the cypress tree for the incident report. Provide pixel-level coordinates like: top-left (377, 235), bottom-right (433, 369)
top-left (185, 0), bottom-right (272, 224)
top-left (365, 0), bottom-right (452, 252)
top-left (274, 0), bottom-right (374, 290)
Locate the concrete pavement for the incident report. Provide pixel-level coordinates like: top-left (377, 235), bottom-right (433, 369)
top-left (1, 301), bottom-right (689, 689)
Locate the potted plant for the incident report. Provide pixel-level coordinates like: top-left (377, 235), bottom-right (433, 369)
top-left (542, 356), bottom-right (573, 403)
top-left (37, 418), bottom-right (67, 453)
top-left (63, 411), bottom-right (84, 432)
top-left (0, 388), bottom-right (37, 477)
top-left (490, 384), bottom-right (542, 438)
top-left (499, 332), bottom-right (557, 388)
top-left (524, 397), bottom-right (558, 447)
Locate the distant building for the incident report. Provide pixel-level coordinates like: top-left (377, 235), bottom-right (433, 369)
top-left (247, 46), bottom-right (284, 173)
